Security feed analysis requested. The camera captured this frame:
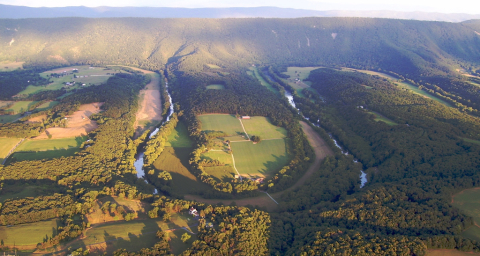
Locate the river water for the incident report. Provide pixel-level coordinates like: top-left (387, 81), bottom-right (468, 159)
top-left (283, 84), bottom-right (368, 188)
top-left (134, 80), bottom-right (174, 183)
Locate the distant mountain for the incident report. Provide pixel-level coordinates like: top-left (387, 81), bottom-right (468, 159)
top-left (1, 4), bottom-right (480, 22)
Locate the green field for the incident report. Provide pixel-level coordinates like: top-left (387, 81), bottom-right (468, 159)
top-left (166, 121), bottom-right (193, 148)
top-left (17, 65), bottom-right (114, 96)
top-left (282, 66), bottom-right (323, 81)
top-left (202, 150), bottom-right (233, 166)
top-left (0, 114), bottom-right (22, 123)
top-left (0, 137), bottom-right (23, 163)
top-left (231, 139), bottom-right (289, 177)
top-left (15, 136), bottom-right (86, 152)
top-left (248, 66), bottom-right (278, 94)
top-left (153, 147), bottom-right (212, 195)
top-left (0, 61), bottom-right (24, 71)
top-left (36, 101), bottom-right (59, 111)
top-left (367, 111), bottom-right (398, 126)
top-left (204, 166), bottom-right (236, 182)
top-left (66, 214), bottom-right (197, 255)
top-left (198, 114), bottom-right (245, 137)
top-left (0, 219), bottom-right (59, 245)
top-left (0, 185), bottom-right (40, 202)
top-left (452, 188), bottom-right (480, 243)
top-left (241, 116), bottom-right (288, 139)
top-left (462, 138), bottom-right (480, 146)
top-left (8, 148), bottom-right (81, 163)
top-left (206, 84), bottom-right (225, 90)
top-left (5, 101), bottom-right (38, 114)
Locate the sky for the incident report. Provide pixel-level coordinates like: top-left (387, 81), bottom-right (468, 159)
top-left (1, 0), bottom-right (479, 14)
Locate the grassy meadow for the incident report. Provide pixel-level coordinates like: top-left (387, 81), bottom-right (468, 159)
top-left (427, 249), bottom-right (480, 256)
top-left (231, 139), bottom-right (289, 177)
top-left (15, 136), bottom-right (87, 152)
top-left (367, 111), bottom-right (398, 126)
top-left (198, 114), bottom-right (245, 137)
top-left (0, 137), bottom-right (23, 163)
top-left (248, 66), bottom-right (278, 94)
top-left (206, 84), bottom-right (225, 90)
top-left (166, 121), bottom-right (193, 148)
top-left (0, 114), bottom-right (21, 123)
top-left (241, 116), bottom-right (287, 139)
top-left (17, 65), bottom-right (114, 96)
top-left (4, 101), bottom-right (38, 114)
top-left (0, 61), bottom-right (24, 71)
top-left (452, 188), bottom-right (480, 244)
top-left (0, 219), bottom-right (60, 246)
top-left (36, 101), bottom-right (59, 111)
top-left (462, 138), bottom-right (480, 146)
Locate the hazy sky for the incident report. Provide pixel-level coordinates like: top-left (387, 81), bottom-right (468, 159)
top-left (1, 0), bottom-right (479, 14)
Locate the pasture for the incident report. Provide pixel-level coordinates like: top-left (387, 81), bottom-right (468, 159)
top-left (166, 121), bottom-right (193, 148)
top-left (67, 214), bottom-right (197, 255)
top-left (202, 150), bottom-right (233, 166)
top-left (248, 66), bottom-right (278, 94)
top-left (5, 101), bottom-right (38, 114)
top-left (204, 166), bottom-right (236, 181)
top-left (206, 84), bottom-right (225, 90)
top-left (36, 101), bottom-right (59, 111)
top-left (452, 188), bottom-right (480, 243)
top-left (367, 111), bottom-right (397, 126)
top-left (153, 147), bottom-right (212, 195)
top-left (17, 65), bottom-right (114, 96)
top-left (15, 136), bottom-right (86, 152)
top-left (241, 116), bottom-right (287, 139)
top-left (0, 219), bottom-right (59, 246)
top-left (462, 138), bottom-right (480, 146)
top-left (0, 61), bottom-right (24, 71)
top-left (198, 114), bottom-right (245, 137)
top-left (283, 67), bottom-right (323, 81)
top-left (231, 139), bottom-right (290, 177)
top-left (134, 72), bottom-right (162, 137)
top-left (8, 148), bottom-right (80, 163)
top-left (0, 114), bottom-right (21, 123)
top-left (0, 137), bottom-right (23, 163)
top-left (427, 249), bottom-right (480, 256)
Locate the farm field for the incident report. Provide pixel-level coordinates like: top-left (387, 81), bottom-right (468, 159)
top-left (0, 114), bottom-right (21, 123)
top-left (35, 102), bottom-right (103, 139)
top-left (204, 166), bottom-right (236, 181)
top-left (17, 65), bottom-right (115, 97)
top-left (0, 100), bottom-right (13, 108)
top-left (241, 116), bottom-right (287, 139)
top-left (0, 137), bottom-right (23, 163)
top-left (153, 147), bottom-right (212, 196)
top-left (283, 66), bottom-right (323, 81)
top-left (0, 61), bottom-right (24, 71)
top-left (248, 66), bottom-right (278, 94)
top-left (367, 111), bottom-right (397, 126)
top-left (36, 100), bottom-right (59, 111)
top-left (343, 68), bottom-right (454, 108)
top-left (7, 148), bottom-right (80, 163)
top-left (427, 249), bottom-right (480, 256)
top-left (230, 139), bottom-right (289, 177)
top-left (4, 100), bottom-right (38, 114)
top-left (198, 114), bottom-right (244, 137)
top-left (452, 188), bottom-right (480, 243)
top-left (462, 138), bottom-right (480, 146)
top-left (0, 218), bottom-right (59, 246)
top-left (0, 185), bottom-right (41, 202)
top-left (67, 214), bottom-right (197, 255)
top-left (206, 84), bottom-right (225, 90)
top-left (166, 121), bottom-right (193, 148)
top-left (202, 150), bottom-right (233, 166)
top-left (134, 71), bottom-right (162, 137)
top-left (15, 136), bottom-right (86, 152)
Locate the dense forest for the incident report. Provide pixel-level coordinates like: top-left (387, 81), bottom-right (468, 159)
top-left (1, 16), bottom-right (480, 255)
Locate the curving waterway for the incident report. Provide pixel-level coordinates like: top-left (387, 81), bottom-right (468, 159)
top-left (283, 86), bottom-right (368, 188)
top-left (134, 80), bottom-right (174, 185)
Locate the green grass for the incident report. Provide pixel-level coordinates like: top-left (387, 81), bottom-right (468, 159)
top-left (241, 116), bottom-right (287, 140)
top-left (0, 137), bottom-right (23, 163)
top-left (452, 188), bottom-right (480, 243)
top-left (67, 214), bottom-right (197, 254)
top-left (153, 147), bottom-right (212, 195)
top-left (0, 61), bottom-right (24, 71)
top-left (0, 114), bottom-right (22, 123)
top-left (204, 166), bottom-right (236, 182)
top-left (198, 114), bottom-right (245, 137)
top-left (0, 219), bottom-right (59, 246)
top-left (166, 121), bottom-right (193, 148)
top-left (231, 139), bottom-right (290, 177)
top-left (248, 66), bottom-right (278, 94)
top-left (8, 148), bottom-right (81, 163)
top-left (367, 111), bottom-right (397, 126)
top-left (17, 65), bottom-right (114, 96)
top-left (15, 136), bottom-right (86, 152)
top-left (0, 185), bottom-right (39, 202)
top-left (36, 101), bottom-right (59, 111)
top-left (206, 84), bottom-right (225, 90)
top-left (5, 101), bottom-right (38, 114)
top-left (202, 150), bottom-right (233, 166)
top-left (282, 67), bottom-right (323, 81)
top-left (462, 138), bottom-right (480, 146)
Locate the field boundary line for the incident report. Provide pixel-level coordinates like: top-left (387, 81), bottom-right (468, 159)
top-left (238, 119), bottom-right (250, 140)
top-left (260, 191), bottom-right (279, 204)
top-left (1, 138), bottom-right (25, 165)
top-left (230, 153), bottom-right (242, 181)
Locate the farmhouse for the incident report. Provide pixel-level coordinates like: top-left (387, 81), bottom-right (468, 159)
top-left (241, 116), bottom-right (251, 119)
top-left (189, 207), bottom-right (199, 217)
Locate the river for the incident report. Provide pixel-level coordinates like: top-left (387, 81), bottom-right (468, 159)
top-left (282, 84), bottom-right (368, 188)
top-left (134, 80), bottom-right (174, 184)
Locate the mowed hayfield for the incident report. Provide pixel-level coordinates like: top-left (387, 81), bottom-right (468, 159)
top-left (67, 214), bottom-right (197, 255)
top-left (4, 100), bottom-right (38, 114)
top-left (0, 114), bottom-right (21, 123)
top-left (0, 219), bottom-right (60, 246)
top-left (248, 66), bottom-right (278, 94)
top-left (367, 111), bottom-right (397, 126)
top-left (283, 66), bottom-right (323, 81)
top-left (36, 101), bottom-right (59, 111)
top-left (166, 121), bottom-right (193, 148)
top-left (0, 137), bottom-right (23, 163)
top-left (241, 116), bottom-right (287, 139)
top-left (18, 65), bottom-right (115, 96)
top-left (198, 114), bottom-right (245, 137)
top-left (231, 139), bottom-right (290, 177)
top-left (452, 188), bottom-right (480, 243)
top-left (206, 84), bottom-right (225, 90)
